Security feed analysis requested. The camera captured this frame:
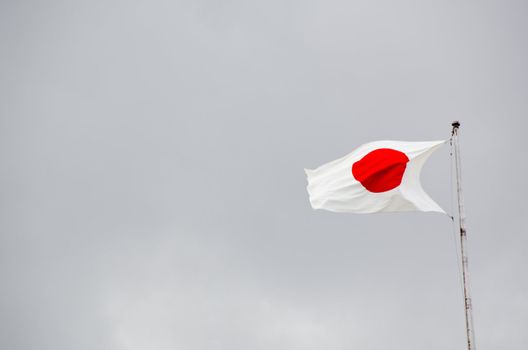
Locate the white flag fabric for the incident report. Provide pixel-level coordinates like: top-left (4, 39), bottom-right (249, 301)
top-left (305, 140), bottom-right (446, 214)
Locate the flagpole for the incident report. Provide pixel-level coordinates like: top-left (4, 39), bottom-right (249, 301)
top-left (451, 121), bottom-right (476, 350)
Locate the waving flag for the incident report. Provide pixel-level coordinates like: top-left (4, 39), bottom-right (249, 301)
top-left (305, 140), bottom-right (446, 214)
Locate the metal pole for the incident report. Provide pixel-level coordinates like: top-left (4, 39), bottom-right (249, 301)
top-left (451, 121), bottom-right (476, 350)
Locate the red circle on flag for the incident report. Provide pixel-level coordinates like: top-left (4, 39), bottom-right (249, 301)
top-left (352, 148), bottom-right (409, 193)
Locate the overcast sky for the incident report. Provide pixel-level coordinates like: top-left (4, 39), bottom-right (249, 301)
top-left (1, 1), bottom-right (528, 349)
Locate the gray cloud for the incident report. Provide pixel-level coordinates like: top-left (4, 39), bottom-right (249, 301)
top-left (1, 0), bottom-right (527, 349)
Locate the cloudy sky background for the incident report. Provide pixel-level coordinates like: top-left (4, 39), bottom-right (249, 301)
top-left (1, 0), bottom-right (527, 349)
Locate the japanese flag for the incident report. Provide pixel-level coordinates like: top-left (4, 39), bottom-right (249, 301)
top-left (305, 140), bottom-right (446, 214)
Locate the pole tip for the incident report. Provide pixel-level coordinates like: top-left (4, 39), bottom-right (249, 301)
top-left (452, 120), bottom-right (461, 128)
